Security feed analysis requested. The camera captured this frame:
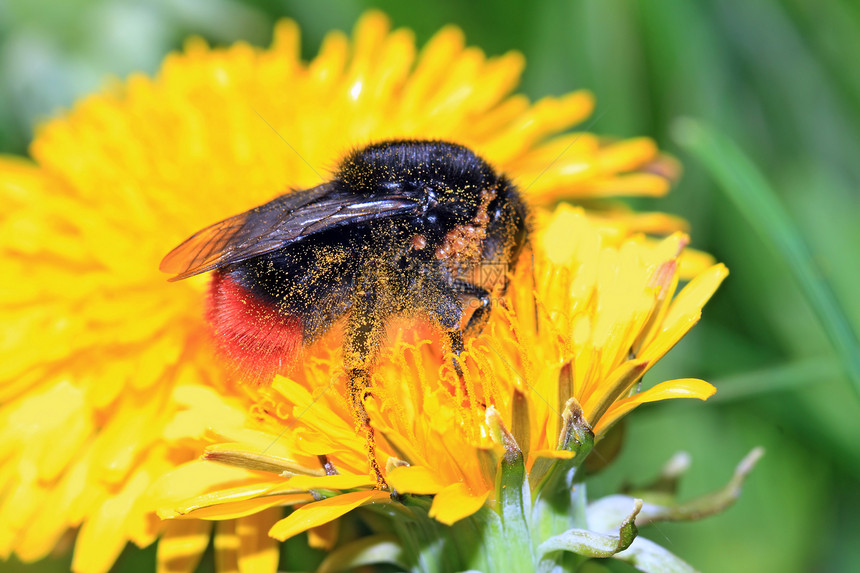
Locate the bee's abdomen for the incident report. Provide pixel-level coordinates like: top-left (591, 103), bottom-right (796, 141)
top-left (207, 271), bottom-right (303, 384)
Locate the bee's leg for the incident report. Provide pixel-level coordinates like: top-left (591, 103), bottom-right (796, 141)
top-left (347, 368), bottom-right (387, 488)
top-left (460, 284), bottom-right (493, 339)
top-left (446, 283), bottom-right (492, 400)
top-left (344, 298), bottom-right (388, 489)
top-left (447, 281), bottom-right (493, 354)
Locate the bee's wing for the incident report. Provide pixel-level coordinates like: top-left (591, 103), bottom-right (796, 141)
top-left (160, 182), bottom-right (422, 281)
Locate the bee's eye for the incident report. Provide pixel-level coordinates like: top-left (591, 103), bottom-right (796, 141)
top-left (378, 181), bottom-right (403, 193)
top-left (423, 187), bottom-right (438, 209)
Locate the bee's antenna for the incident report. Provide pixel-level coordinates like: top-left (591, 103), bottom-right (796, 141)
top-left (521, 109), bottom-right (608, 193)
top-left (251, 106), bottom-right (325, 180)
top-left (530, 247), bottom-right (539, 335)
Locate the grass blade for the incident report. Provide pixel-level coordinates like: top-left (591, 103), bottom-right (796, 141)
top-left (673, 118), bottom-right (860, 402)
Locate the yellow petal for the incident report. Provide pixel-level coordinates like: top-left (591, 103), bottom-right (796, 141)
top-left (163, 385), bottom-right (246, 441)
top-left (71, 467), bottom-right (152, 573)
top-left (237, 507), bottom-right (282, 573)
top-left (159, 478), bottom-right (304, 520)
top-left (386, 465), bottom-right (446, 494)
top-left (589, 173), bottom-right (670, 197)
top-left (14, 457), bottom-right (85, 562)
top-left (540, 205), bottom-right (591, 266)
top-left (531, 449), bottom-right (576, 460)
top-left (215, 520), bottom-right (239, 573)
top-left (1, 380), bottom-right (90, 483)
top-left (172, 493), bottom-right (310, 521)
top-left (90, 386), bottom-right (170, 485)
top-left (285, 474), bottom-right (374, 490)
top-left (428, 482), bottom-right (489, 525)
top-left (664, 263), bottom-right (729, 330)
top-left (597, 138), bottom-right (658, 172)
top-left (157, 519), bottom-right (212, 573)
top-left (594, 378), bottom-right (716, 436)
top-left (148, 460), bottom-right (269, 511)
top-left (268, 491), bottom-right (390, 541)
top-left (678, 247), bottom-right (717, 278)
top-left (639, 264), bottom-right (728, 365)
top-left (203, 434), bottom-right (301, 468)
top-left (307, 520), bottom-right (339, 551)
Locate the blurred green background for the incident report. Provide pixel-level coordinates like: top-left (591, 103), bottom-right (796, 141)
top-left (3, 1), bottom-right (859, 572)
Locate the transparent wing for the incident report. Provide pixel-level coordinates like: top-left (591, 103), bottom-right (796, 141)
top-left (160, 182), bottom-right (422, 281)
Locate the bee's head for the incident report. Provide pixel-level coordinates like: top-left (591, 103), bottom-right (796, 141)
top-left (337, 139), bottom-right (527, 266)
top-left (336, 140), bottom-right (500, 215)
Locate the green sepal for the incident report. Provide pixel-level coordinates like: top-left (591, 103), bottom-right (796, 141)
top-left (488, 406), bottom-right (536, 572)
top-left (537, 499), bottom-right (641, 558)
top-left (530, 397), bottom-right (594, 496)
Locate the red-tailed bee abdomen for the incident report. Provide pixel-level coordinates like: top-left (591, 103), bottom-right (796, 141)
top-left (207, 272), bottom-right (304, 384)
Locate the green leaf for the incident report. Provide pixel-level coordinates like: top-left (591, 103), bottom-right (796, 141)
top-left (588, 447), bottom-right (764, 528)
top-left (614, 537), bottom-right (699, 573)
top-left (709, 357), bottom-right (840, 403)
top-left (538, 499), bottom-right (641, 558)
top-left (673, 118), bottom-right (860, 402)
top-left (631, 451), bottom-right (692, 499)
top-left (316, 534), bottom-right (406, 573)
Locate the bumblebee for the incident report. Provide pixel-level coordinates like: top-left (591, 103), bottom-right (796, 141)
top-left (161, 140), bottom-right (528, 486)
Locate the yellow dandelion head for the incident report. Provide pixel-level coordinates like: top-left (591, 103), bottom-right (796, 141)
top-left (0, 10), bottom-right (711, 572)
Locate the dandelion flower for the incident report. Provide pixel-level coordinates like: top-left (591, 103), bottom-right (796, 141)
top-left (154, 206), bottom-right (725, 548)
top-left (1, 10), bottom-right (711, 573)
